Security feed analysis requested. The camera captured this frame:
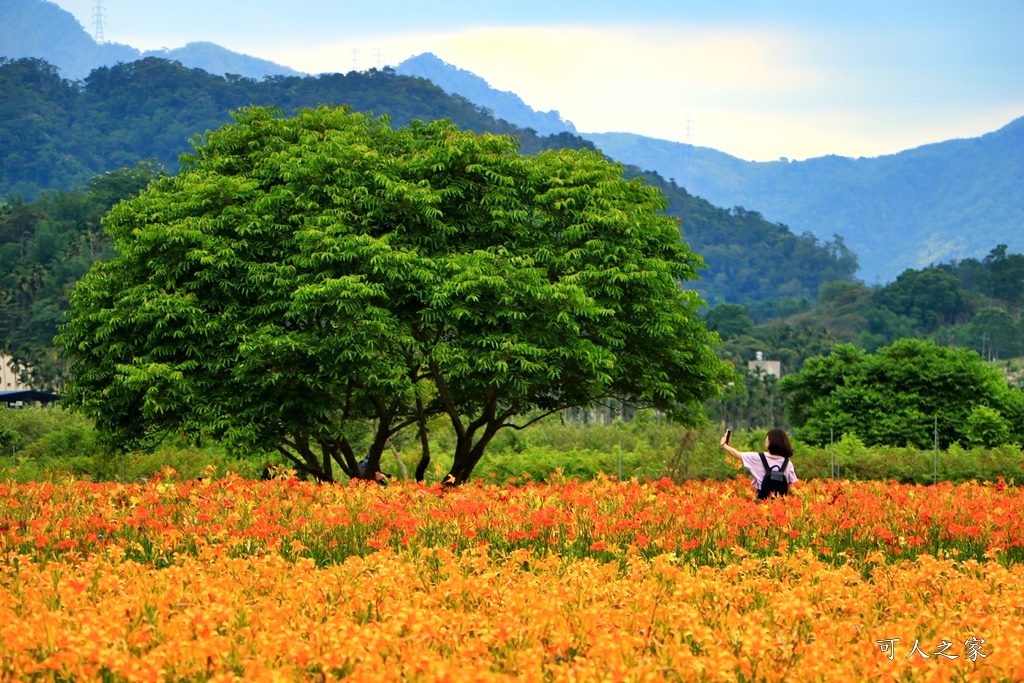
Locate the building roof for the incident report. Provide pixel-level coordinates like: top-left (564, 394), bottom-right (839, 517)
top-left (1, 390), bottom-right (62, 405)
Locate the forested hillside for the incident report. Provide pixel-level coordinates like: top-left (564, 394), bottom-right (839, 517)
top-left (0, 56), bottom-right (579, 201)
top-left (638, 174), bottom-right (858, 309)
top-left (703, 246), bottom-right (1024, 430)
top-left (707, 248), bottom-right (1024, 379)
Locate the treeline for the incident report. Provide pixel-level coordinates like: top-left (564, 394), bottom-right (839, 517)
top-left (710, 246), bottom-right (1024, 366)
top-left (0, 161), bottom-right (164, 387)
top-left (705, 247), bottom-right (1024, 429)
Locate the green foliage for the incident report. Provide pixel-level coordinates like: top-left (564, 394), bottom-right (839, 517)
top-left (58, 105), bottom-right (731, 485)
top-left (979, 245), bottom-right (1024, 316)
top-left (410, 418), bottom-right (757, 485)
top-left (0, 58), bottom-right (93, 196)
top-left (0, 406), bottom-right (102, 479)
top-left (704, 303), bottom-right (754, 339)
top-left (637, 175), bottom-right (860, 306)
top-left (809, 433), bottom-right (1024, 484)
top-left (0, 160), bottom-right (165, 387)
top-left (0, 57), bottom-right (594, 202)
top-left (965, 405), bottom-right (1012, 448)
top-left (957, 307), bottom-right (1024, 360)
top-left (3, 412), bottom-right (1020, 487)
top-left (453, 421), bottom-right (1023, 486)
top-left (469, 417), bottom-right (723, 483)
top-left (0, 406), bottom-right (259, 483)
top-left (874, 267), bottom-right (969, 331)
top-left (826, 433), bottom-right (937, 484)
top-left (780, 339), bottom-right (1024, 448)
top-left (720, 245), bottom-right (1024, 378)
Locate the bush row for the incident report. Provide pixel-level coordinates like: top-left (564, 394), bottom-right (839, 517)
top-left (2, 407), bottom-right (1021, 485)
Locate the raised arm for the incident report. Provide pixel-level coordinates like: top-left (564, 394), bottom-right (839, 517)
top-left (720, 431), bottom-right (743, 459)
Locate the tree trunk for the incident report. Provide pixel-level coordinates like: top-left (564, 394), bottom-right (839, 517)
top-left (414, 395), bottom-right (431, 482)
top-left (446, 421), bottom-right (502, 485)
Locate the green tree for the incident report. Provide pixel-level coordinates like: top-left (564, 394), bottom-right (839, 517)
top-left (704, 303), bottom-right (754, 340)
top-left (874, 267), bottom-right (968, 331)
top-left (980, 244), bottom-right (1024, 317)
top-left (58, 106), bottom-right (731, 484)
top-left (962, 307), bottom-right (1024, 360)
top-left (964, 405), bottom-right (1011, 448)
top-left (780, 338), bottom-right (1023, 448)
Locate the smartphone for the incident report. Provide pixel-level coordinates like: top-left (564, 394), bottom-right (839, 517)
top-left (725, 429), bottom-right (732, 444)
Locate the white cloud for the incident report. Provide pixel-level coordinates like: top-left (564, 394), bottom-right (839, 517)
top-left (253, 24), bottom-right (838, 157)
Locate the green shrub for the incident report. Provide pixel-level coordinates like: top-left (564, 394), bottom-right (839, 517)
top-left (2, 406), bottom-right (1020, 486)
top-left (965, 405), bottom-right (1012, 448)
top-left (0, 406), bottom-right (260, 482)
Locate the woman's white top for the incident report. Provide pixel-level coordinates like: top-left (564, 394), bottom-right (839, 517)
top-left (739, 451), bottom-right (799, 490)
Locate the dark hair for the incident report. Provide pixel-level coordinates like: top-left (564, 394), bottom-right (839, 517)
top-left (766, 429), bottom-right (794, 458)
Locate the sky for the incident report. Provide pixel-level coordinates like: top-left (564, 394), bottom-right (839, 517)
top-left (50, 0), bottom-right (1024, 161)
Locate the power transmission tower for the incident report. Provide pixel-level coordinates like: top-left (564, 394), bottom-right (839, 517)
top-left (92, 0), bottom-right (106, 43)
top-left (350, 48), bottom-right (360, 72)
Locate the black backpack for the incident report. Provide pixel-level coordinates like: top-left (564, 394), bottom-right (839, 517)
top-left (757, 452), bottom-right (790, 500)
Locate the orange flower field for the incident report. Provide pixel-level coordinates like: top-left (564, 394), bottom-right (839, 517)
top-left (1, 474), bottom-right (1022, 681)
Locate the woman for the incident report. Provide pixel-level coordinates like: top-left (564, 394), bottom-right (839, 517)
top-left (720, 428), bottom-right (798, 499)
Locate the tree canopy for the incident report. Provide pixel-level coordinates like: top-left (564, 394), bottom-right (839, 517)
top-left (58, 106), bottom-right (732, 484)
top-left (873, 267), bottom-right (968, 331)
top-left (779, 338), bottom-right (1024, 448)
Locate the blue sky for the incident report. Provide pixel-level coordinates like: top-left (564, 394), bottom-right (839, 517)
top-left (52, 0), bottom-right (1024, 161)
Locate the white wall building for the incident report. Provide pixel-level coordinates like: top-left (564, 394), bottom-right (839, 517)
top-left (1, 355), bottom-right (29, 391)
top-left (747, 351), bottom-right (782, 379)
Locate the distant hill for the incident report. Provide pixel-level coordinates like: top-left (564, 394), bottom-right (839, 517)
top-left (584, 122), bottom-right (1024, 284)
top-left (0, 0), bottom-right (303, 80)
top-left (0, 0), bottom-right (137, 79)
top-left (397, 52), bottom-right (575, 137)
top-left (141, 42), bottom-right (304, 80)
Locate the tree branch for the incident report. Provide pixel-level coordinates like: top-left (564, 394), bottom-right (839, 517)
top-left (427, 355), bottom-right (465, 440)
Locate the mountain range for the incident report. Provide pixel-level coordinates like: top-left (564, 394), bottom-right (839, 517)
top-left (2, 0), bottom-right (1022, 283)
top-left (580, 124), bottom-right (1024, 284)
top-left (0, 0), bottom-right (304, 80)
